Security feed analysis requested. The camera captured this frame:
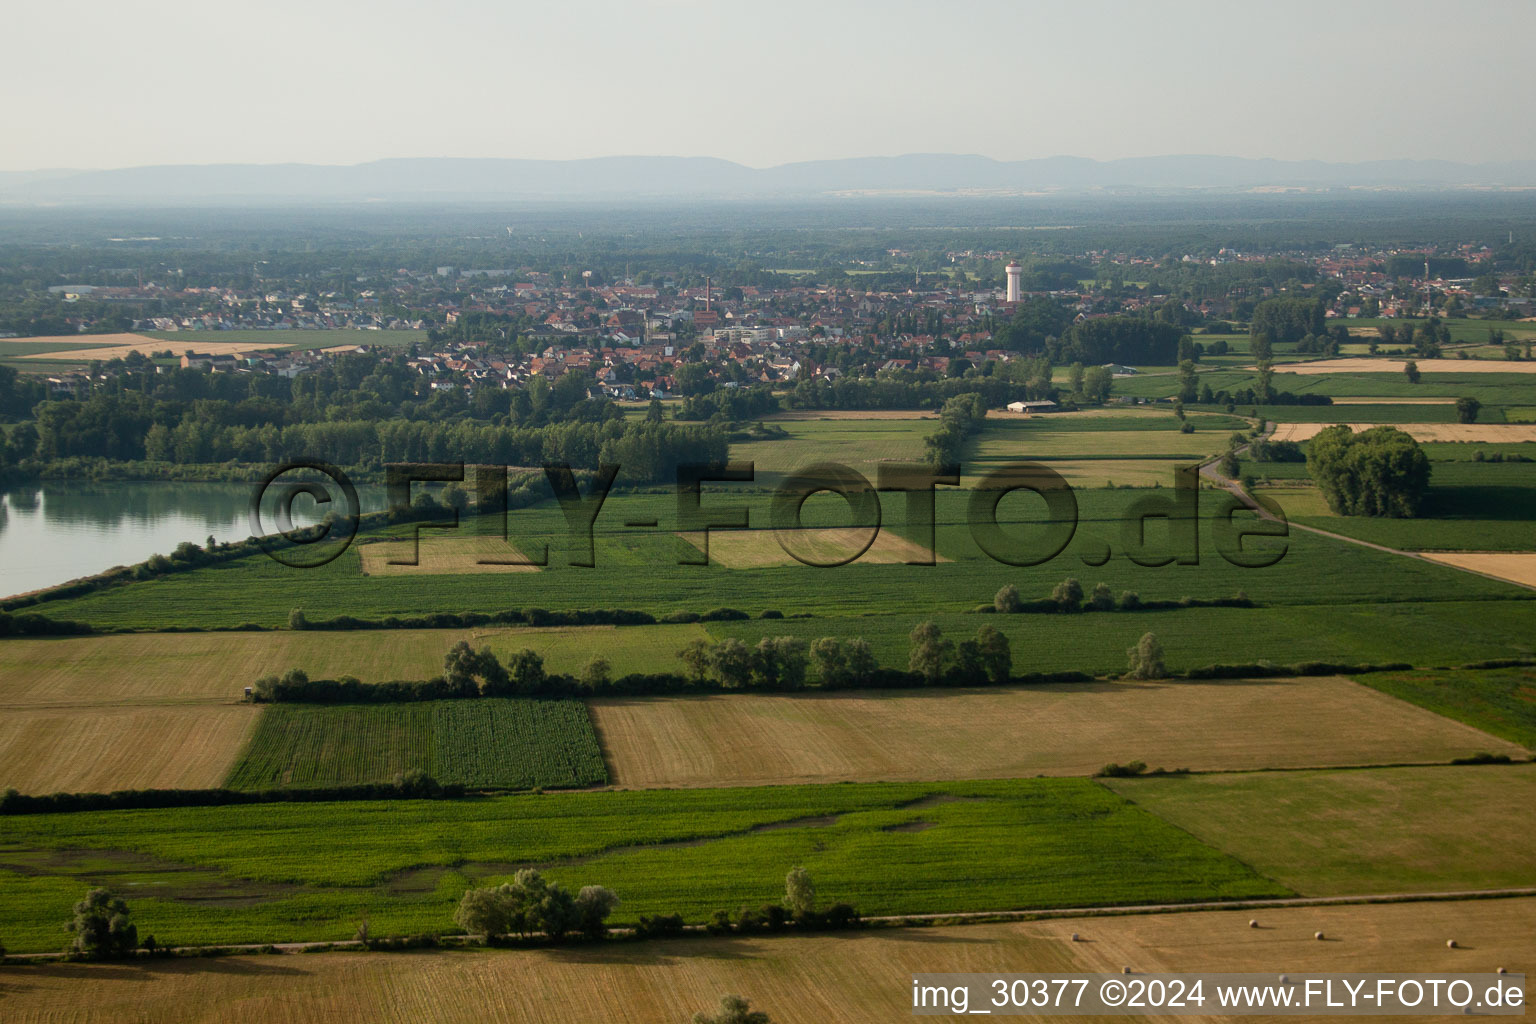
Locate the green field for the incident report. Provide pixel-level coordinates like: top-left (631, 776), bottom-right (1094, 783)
top-left (0, 778), bottom-right (1287, 952)
top-left (1289, 460), bottom-right (1536, 551)
top-left (1354, 665), bottom-right (1536, 750)
top-left (223, 699), bottom-right (608, 791)
top-left (708, 601), bottom-right (1536, 675)
top-left (1108, 764), bottom-right (1536, 896)
top-left (27, 484), bottom-right (1529, 635)
top-left (729, 416), bottom-right (934, 484)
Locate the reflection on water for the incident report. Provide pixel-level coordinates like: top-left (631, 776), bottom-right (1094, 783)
top-left (0, 481), bottom-right (385, 600)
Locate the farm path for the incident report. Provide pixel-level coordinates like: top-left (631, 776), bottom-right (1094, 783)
top-left (1197, 433), bottom-right (1536, 593)
top-left (7, 887), bottom-right (1536, 962)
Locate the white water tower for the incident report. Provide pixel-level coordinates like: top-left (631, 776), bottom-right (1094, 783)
top-left (1005, 261), bottom-right (1022, 303)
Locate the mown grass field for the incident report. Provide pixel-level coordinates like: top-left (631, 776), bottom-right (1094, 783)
top-left (592, 675), bottom-right (1524, 788)
top-left (4, 898), bottom-right (1529, 1024)
top-left (1355, 665), bottom-right (1536, 749)
top-left (223, 699), bottom-right (607, 791)
top-left (0, 778), bottom-right (1287, 953)
top-left (1108, 764), bottom-right (1536, 896)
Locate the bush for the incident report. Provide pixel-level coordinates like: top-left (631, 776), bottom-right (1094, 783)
top-left (1051, 577), bottom-right (1083, 610)
top-left (693, 995), bottom-right (771, 1024)
top-left (1118, 591), bottom-right (1141, 611)
top-left (994, 583), bottom-right (1021, 613)
top-left (1088, 582), bottom-right (1115, 612)
top-left (634, 913), bottom-right (687, 939)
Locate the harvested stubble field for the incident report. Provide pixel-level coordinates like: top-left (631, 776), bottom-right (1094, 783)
top-left (1108, 764), bottom-right (1536, 895)
top-left (1269, 422), bottom-right (1536, 443)
top-left (1420, 551), bottom-right (1536, 589)
top-left (0, 630), bottom-right (490, 708)
top-left (0, 704), bottom-right (260, 794)
top-left (0, 778), bottom-right (1286, 953)
top-left (590, 676), bottom-right (1524, 788)
top-left (1, 899), bottom-right (1527, 1024)
top-left (15, 334), bottom-right (266, 362)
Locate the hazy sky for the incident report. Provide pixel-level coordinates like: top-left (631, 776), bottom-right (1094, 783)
top-left (4, 0), bottom-right (1532, 171)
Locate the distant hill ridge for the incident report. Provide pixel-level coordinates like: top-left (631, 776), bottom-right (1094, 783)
top-left (4, 153), bottom-right (1536, 202)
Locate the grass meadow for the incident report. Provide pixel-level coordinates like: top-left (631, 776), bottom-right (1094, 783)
top-left (1354, 665), bottom-right (1536, 749)
top-left (0, 778), bottom-right (1286, 952)
top-left (1108, 764), bottom-right (1536, 895)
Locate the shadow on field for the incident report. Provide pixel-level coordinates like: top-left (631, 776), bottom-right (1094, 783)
top-left (0, 957), bottom-right (306, 984)
top-left (592, 677), bottom-right (1309, 710)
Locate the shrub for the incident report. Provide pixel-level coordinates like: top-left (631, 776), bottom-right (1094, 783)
top-left (1089, 582), bottom-right (1115, 611)
top-left (634, 913), bottom-right (687, 939)
top-left (1051, 577), bottom-right (1083, 610)
top-left (1097, 761), bottom-right (1149, 778)
top-left (693, 995), bottom-right (771, 1024)
top-left (1118, 591), bottom-right (1141, 611)
top-left (994, 583), bottom-right (1021, 613)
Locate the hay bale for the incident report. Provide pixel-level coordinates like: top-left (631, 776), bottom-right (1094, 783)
top-left (1314, 931), bottom-right (1325, 941)
top-left (1070, 932), bottom-right (1080, 942)
top-left (1122, 966), bottom-right (1132, 975)
top-left (1248, 919), bottom-right (1259, 929)
top-left (1446, 939), bottom-right (1457, 949)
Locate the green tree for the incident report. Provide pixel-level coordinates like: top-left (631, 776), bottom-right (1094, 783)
top-left (506, 649), bottom-right (546, 692)
top-left (784, 867), bottom-right (816, 916)
top-left (1177, 360), bottom-right (1198, 403)
top-left (974, 625), bottom-right (1012, 683)
top-left (646, 398), bottom-right (665, 423)
top-left (574, 886), bottom-right (620, 939)
top-left (1306, 425), bottom-right (1431, 517)
top-left (680, 638), bottom-right (714, 681)
top-left (1404, 360), bottom-right (1421, 384)
top-left (809, 637), bottom-right (848, 687)
top-left (67, 888), bottom-right (138, 959)
top-left (1088, 582), bottom-right (1115, 611)
top-left (844, 638), bottom-right (878, 686)
top-left (711, 638), bottom-right (754, 688)
top-left (579, 658), bottom-right (612, 689)
top-left (1125, 632), bottom-right (1166, 680)
top-left (1456, 397), bottom-right (1481, 424)
top-left (907, 621), bottom-right (951, 683)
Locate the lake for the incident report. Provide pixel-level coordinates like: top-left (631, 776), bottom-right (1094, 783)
top-left (0, 480), bottom-right (387, 600)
